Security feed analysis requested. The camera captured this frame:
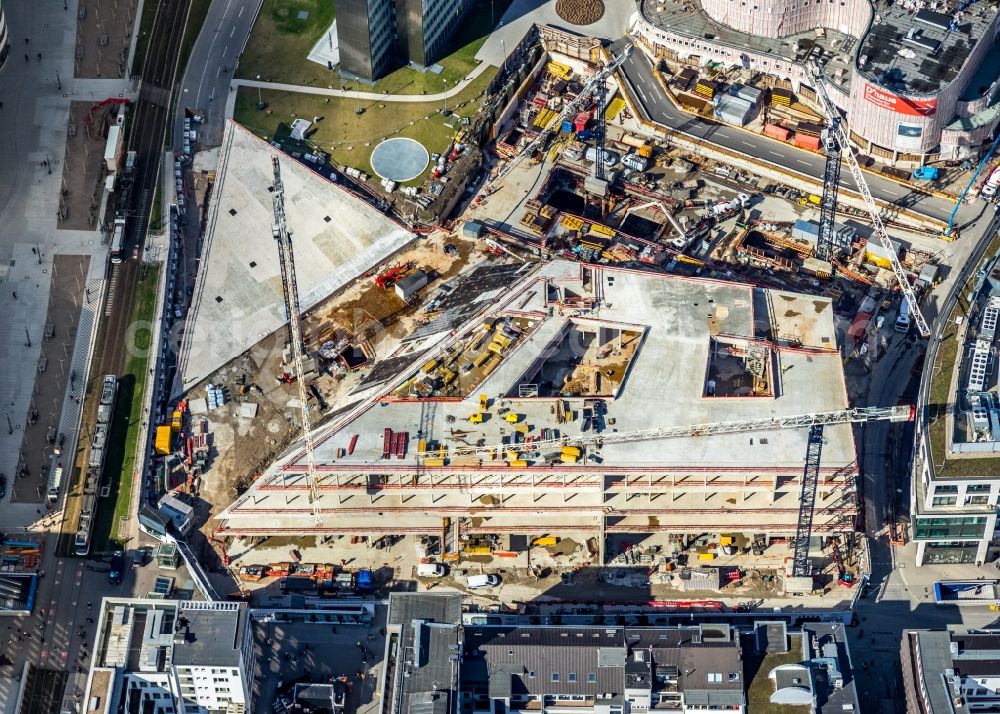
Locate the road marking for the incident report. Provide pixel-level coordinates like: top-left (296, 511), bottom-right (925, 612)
top-left (636, 86), bottom-right (648, 103)
top-left (223, 44), bottom-right (229, 56)
top-left (231, 26), bottom-right (236, 37)
top-left (741, 141), bottom-right (754, 147)
top-left (795, 160), bottom-right (810, 166)
top-left (768, 150), bottom-right (782, 157)
top-left (238, 4), bottom-right (244, 16)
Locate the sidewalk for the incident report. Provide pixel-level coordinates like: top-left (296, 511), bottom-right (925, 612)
top-left (231, 59), bottom-right (493, 104)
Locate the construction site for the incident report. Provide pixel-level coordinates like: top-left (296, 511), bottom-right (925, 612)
top-left (151, 31), bottom-right (949, 601)
top-left (215, 258), bottom-right (910, 589)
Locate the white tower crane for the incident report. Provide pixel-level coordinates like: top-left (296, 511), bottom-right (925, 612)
top-left (417, 405), bottom-right (914, 458)
top-left (807, 64), bottom-right (931, 338)
top-left (271, 154), bottom-right (321, 523)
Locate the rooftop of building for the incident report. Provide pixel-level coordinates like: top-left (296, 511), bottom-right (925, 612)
top-left (386, 594), bottom-right (462, 714)
top-left (178, 121), bottom-right (414, 391)
top-left (635, 0), bottom-right (856, 93)
top-left (172, 601), bottom-right (245, 667)
top-left (923, 252), bottom-right (1000, 481)
top-left (746, 624), bottom-right (858, 714)
top-left (261, 260), bottom-right (853, 470)
top-left (857, 0), bottom-right (998, 97)
top-left (636, 0), bottom-right (999, 97)
top-left (93, 598), bottom-right (245, 672)
top-left (461, 624), bottom-right (744, 708)
top-left (903, 630), bottom-right (994, 713)
top-left (219, 261), bottom-right (856, 531)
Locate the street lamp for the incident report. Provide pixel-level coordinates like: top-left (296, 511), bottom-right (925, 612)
top-left (255, 75), bottom-right (264, 109)
top-left (442, 79), bottom-right (449, 115)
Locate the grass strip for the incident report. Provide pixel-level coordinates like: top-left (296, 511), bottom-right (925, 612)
top-left (94, 265), bottom-right (160, 551)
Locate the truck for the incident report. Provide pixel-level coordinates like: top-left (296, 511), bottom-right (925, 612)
top-left (356, 568), bottom-right (374, 592)
top-left (584, 147), bottom-right (620, 166)
top-left (895, 298), bottom-right (911, 333)
top-left (913, 166), bottom-right (939, 180)
top-left (981, 166), bottom-right (1000, 199)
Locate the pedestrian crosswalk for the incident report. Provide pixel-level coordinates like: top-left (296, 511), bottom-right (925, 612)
top-left (104, 266), bottom-right (120, 317)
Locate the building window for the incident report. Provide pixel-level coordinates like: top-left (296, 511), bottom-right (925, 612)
top-left (915, 516), bottom-right (987, 540)
top-left (529, 672), bottom-right (536, 679)
top-left (936, 485), bottom-right (959, 494)
top-left (932, 496), bottom-right (957, 506)
top-left (588, 673), bottom-right (597, 683)
top-left (968, 484), bottom-right (991, 493)
top-left (568, 673), bottom-right (577, 682)
top-left (552, 673), bottom-right (560, 682)
top-left (967, 496), bottom-right (989, 505)
top-left (707, 673), bottom-right (723, 683)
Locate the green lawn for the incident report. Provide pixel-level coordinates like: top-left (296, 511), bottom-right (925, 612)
top-left (234, 67), bottom-right (496, 183)
top-left (237, 0), bottom-right (513, 95)
top-left (235, 0), bottom-right (338, 85)
top-left (93, 266), bottom-right (160, 551)
top-left (745, 636), bottom-right (803, 714)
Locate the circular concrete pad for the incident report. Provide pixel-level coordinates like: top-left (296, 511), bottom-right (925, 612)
top-left (370, 137), bottom-right (429, 183)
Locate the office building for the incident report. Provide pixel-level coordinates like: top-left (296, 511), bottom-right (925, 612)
top-left (338, 0), bottom-right (475, 81)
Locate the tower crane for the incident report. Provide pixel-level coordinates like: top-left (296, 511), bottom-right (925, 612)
top-left (489, 45), bottom-right (633, 186)
top-left (417, 404), bottom-right (913, 458)
top-left (418, 403), bottom-right (912, 576)
top-left (271, 154), bottom-right (321, 523)
top-left (807, 64), bottom-right (931, 338)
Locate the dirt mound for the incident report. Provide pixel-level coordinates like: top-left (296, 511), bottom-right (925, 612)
top-left (555, 0), bottom-right (606, 25)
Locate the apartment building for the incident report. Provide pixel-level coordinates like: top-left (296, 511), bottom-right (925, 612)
top-left (83, 599), bottom-right (252, 714)
top-left (902, 630), bottom-right (1000, 713)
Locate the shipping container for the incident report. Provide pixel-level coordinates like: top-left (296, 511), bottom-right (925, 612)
top-left (561, 445), bottom-right (581, 457)
top-left (560, 453), bottom-right (579, 463)
top-left (574, 112), bottom-right (590, 132)
top-left (793, 134), bottom-right (821, 151)
top-left (763, 124), bottom-right (790, 141)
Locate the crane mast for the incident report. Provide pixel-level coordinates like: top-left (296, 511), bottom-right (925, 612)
top-left (490, 45), bottom-right (633, 185)
top-left (816, 122), bottom-right (843, 261)
top-left (808, 64), bottom-right (930, 338)
top-left (417, 405), bottom-right (913, 458)
top-left (271, 155), bottom-right (321, 522)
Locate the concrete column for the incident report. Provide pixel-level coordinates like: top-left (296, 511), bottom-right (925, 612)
top-left (915, 541), bottom-right (926, 566)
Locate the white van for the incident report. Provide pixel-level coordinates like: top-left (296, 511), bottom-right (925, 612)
top-left (895, 299), bottom-right (911, 333)
top-left (417, 563), bottom-right (447, 578)
top-left (584, 147), bottom-right (620, 166)
top-left (466, 574), bottom-right (501, 589)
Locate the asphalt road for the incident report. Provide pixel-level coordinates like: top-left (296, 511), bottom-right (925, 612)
top-left (615, 44), bottom-right (959, 225)
top-left (175, 0), bottom-right (261, 149)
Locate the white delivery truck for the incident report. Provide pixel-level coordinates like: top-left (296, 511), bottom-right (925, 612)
top-left (895, 298), bottom-right (911, 333)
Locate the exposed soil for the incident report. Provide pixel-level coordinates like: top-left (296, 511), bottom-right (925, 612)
top-left (555, 0), bottom-right (606, 25)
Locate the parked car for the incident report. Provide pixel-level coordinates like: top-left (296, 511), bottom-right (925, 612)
top-left (109, 551), bottom-right (125, 585)
top-left (132, 547), bottom-right (149, 568)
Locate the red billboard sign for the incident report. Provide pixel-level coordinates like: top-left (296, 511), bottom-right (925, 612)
top-left (863, 82), bottom-right (937, 116)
